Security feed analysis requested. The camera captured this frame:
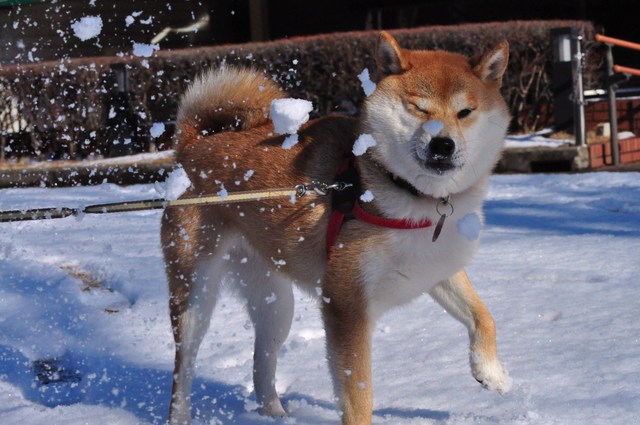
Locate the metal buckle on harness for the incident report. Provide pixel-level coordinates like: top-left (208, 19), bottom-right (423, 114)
top-left (294, 181), bottom-right (353, 198)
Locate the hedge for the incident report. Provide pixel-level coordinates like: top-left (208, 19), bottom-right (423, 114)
top-left (0, 20), bottom-right (603, 161)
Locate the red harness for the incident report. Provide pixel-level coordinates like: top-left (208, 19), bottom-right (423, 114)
top-left (325, 153), bottom-right (433, 256)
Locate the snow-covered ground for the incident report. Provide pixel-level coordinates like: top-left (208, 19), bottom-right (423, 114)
top-left (1, 172), bottom-right (639, 425)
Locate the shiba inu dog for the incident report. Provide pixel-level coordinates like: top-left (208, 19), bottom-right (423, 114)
top-left (163, 31), bottom-right (512, 424)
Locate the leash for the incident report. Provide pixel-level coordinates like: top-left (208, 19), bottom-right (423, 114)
top-left (0, 161), bottom-right (447, 248)
top-left (0, 182), bottom-right (351, 223)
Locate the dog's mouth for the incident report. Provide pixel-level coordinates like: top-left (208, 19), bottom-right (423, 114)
top-left (424, 159), bottom-right (457, 175)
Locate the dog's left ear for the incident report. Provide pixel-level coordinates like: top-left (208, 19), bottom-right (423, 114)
top-left (376, 31), bottom-right (410, 80)
top-left (473, 41), bottom-right (509, 87)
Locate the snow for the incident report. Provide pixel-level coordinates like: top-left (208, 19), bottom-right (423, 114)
top-left (281, 134), bottom-right (299, 150)
top-left (243, 170), bottom-right (255, 182)
top-left (352, 133), bottom-right (377, 156)
top-left (70, 16), bottom-right (103, 41)
top-left (505, 130), bottom-right (573, 148)
top-left (423, 120), bottom-right (444, 136)
top-left (132, 42), bottom-right (160, 58)
top-left (1, 172), bottom-right (640, 424)
top-left (358, 68), bottom-right (376, 97)
top-left (456, 212), bottom-right (482, 241)
top-left (149, 122), bottom-right (166, 139)
top-left (161, 167), bottom-right (191, 201)
top-left (269, 99), bottom-right (313, 135)
top-left (360, 190), bottom-right (375, 203)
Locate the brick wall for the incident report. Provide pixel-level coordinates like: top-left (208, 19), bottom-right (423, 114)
top-left (585, 98), bottom-right (640, 134)
top-left (589, 137), bottom-right (640, 168)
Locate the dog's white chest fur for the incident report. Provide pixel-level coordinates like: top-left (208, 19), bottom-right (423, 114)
top-left (361, 202), bottom-right (482, 319)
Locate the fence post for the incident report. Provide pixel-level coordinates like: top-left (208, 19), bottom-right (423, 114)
top-left (571, 31), bottom-right (586, 146)
top-left (604, 43), bottom-right (621, 165)
top-left (551, 27), bottom-right (585, 145)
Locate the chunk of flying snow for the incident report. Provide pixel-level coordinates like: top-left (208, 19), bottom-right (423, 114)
top-left (132, 42), bottom-right (159, 58)
top-left (270, 98), bottom-right (313, 135)
top-left (358, 68), bottom-right (376, 96)
top-left (149, 122), bottom-right (165, 138)
top-left (265, 293), bottom-right (277, 304)
top-left (423, 120), bottom-right (444, 136)
top-left (281, 133), bottom-right (299, 150)
top-left (457, 212), bottom-right (482, 241)
top-left (360, 190), bottom-right (374, 202)
top-left (164, 167), bottom-right (191, 201)
top-left (71, 16), bottom-right (103, 41)
top-left (352, 134), bottom-right (377, 156)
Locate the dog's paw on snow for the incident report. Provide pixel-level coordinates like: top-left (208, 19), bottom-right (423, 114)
top-left (470, 351), bottom-right (512, 395)
top-left (256, 396), bottom-right (287, 418)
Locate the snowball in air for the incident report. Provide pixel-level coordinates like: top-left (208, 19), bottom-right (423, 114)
top-left (149, 122), bottom-right (165, 138)
top-left (352, 134), bottom-right (377, 156)
top-left (358, 68), bottom-right (376, 97)
top-left (457, 212), bottom-right (482, 241)
top-left (270, 98), bottom-right (313, 135)
top-left (164, 167), bottom-right (192, 201)
top-left (422, 120), bottom-right (444, 136)
top-left (132, 42), bottom-right (159, 58)
top-left (360, 190), bottom-right (374, 202)
top-left (71, 16), bottom-right (103, 41)
top-left (281, 133), bottom-right (299, 150)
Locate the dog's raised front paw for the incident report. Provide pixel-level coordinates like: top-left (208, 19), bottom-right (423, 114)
top-left (470, 351), bottom-right (512, 395)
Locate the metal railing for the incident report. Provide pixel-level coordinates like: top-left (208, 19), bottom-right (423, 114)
top-left (595, 34), bottom-right (640, 165)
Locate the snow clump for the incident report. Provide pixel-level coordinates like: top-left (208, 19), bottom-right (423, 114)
top-left (457, 212), bottom-right (482, 241)
top-left (71, 16), bottom-right (103, 41)
top-left (422, 120), bottom-right (444, 136)
top-left (352, 134), bottom-right (377, 156)
top-left (163, 167), bottom-right (192, 201)
top-left (149, 122), bottom-right (165, 138)
top-left (132, 42), bottom-right (159, 58)
top-left (360, 190), bottom-right (374, 202)
top-left (281, 134), bottom-right (299, 150)
top-left (358, 68), bottom-right (376, 96)
top-left (270, 98), bottom-right (313, 135)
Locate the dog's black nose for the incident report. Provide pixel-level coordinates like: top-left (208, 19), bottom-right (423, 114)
top-left (428, 137), bottom-right (455, 160)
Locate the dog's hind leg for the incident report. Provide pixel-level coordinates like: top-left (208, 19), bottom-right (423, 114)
top-left (168, 258), bottom-right (221, 425)
top-left (233, 249), bottom-right (294, 417)
top-left (429, 269), bottom-right (512, 394)
top-left (163, 208), bottom-right (227, 425)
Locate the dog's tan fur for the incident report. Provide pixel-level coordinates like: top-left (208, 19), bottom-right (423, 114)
top-left (163, 32), bottom-right (512, 424)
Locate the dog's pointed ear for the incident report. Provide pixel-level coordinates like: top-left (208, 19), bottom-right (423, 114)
top-left (473, 41), bottom-right (509, 86)
top-left (376, 31), bottom-right (410, 79)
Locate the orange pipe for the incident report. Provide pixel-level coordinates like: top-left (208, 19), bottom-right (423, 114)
top-left (613, 65), bottom-right (640, 77)
top-left (595, 34), bottom-right (640, 52)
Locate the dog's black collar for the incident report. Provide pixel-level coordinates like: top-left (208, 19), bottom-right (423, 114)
top-left (367, 158), bottom-right (422, 198)
top-left (389, 173), bottom-right (421, 197)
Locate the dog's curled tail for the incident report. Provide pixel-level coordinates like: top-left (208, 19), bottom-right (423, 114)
top-left (176, 67), bottom-right (283, 153)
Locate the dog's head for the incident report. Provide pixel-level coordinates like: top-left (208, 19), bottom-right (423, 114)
top-left (361, 32), bottom-right (510, 198)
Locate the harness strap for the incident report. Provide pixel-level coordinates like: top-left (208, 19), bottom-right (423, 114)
top-left (326, 153), bottom-right (433, 257)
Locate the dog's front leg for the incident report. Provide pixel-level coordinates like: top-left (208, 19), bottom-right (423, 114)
top-left (322, 279), bottom-right (373, 425)
top-left (429, 270), bottom-right (512, 394)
